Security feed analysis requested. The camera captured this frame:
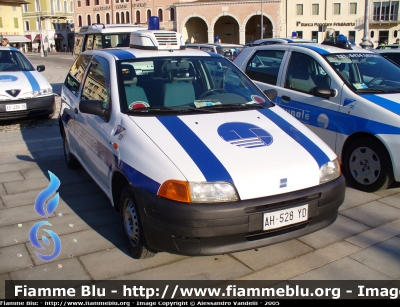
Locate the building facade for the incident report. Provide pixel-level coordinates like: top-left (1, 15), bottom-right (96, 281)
top-left (286, 0), bottom-right (400, 46)
top-left (22, 0), bottom-right (75, 53)
top-left (0, 0), bottom-right (30, 50)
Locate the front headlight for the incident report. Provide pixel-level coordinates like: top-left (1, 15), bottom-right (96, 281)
top-left (158, 180), bottom-right (239, 203)
top-left (32, 88), bottom-right (53, 96)
top-left (319, 158), bottom-right (341, 184)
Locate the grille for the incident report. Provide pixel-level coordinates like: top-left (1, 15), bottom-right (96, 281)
top-left (0, 107), bottom-right (48, 118)
top-left (154, 32), bottom-right (178, 46)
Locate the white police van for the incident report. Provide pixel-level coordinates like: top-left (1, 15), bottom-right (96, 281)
top-left (234, 32), bottom-right (400, 193)
top-left (0, 46), bottom-right (55, 120)
top-left (59, 18), bottom-right (345, 259)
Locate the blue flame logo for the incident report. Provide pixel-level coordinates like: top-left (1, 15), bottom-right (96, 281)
top-left (29, 171), bottom-right (62, 261)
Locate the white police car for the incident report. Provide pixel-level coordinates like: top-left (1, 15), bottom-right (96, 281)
top-left (59, 19), bottom-right (345, 259)
top-left (234, 33), bottom-right (400, 193)
top-left (0, 47), bottom-right (55, 120)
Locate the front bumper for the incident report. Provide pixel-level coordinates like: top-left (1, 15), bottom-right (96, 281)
top-left (133, 175), bottom-right (346, 256)
top-left (0, 95), bottom-right (55, 120)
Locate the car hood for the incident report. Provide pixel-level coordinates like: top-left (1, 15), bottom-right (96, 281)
top-left (0, 70), bottom-right (52, 100)
top-left (359, 93), bottom-right (400, 116)
top-left (129, 106), bottom-right (337, 199)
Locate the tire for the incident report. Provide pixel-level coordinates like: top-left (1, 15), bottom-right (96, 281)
top-left (120, 185), bottom-right (157, 259)
top-left (63, 131), bottom-right (80, 169)
top-left (343, 137), bottom-right (393, 192)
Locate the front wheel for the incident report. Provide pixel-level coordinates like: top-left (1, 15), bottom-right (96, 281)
top-left (343, 137), bottom-right (393, 192)
top-left (120, 185), bottom-right (157, 259)
top-left (63, 131), bottom-right (80, 169)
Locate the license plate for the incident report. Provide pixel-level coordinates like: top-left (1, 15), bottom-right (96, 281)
top-left (263, 204), bottom-right (308, 231)
top-left (6, 103), bottom-right (27, 112)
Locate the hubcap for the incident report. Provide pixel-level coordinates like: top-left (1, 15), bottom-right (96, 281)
top-left (349, 146), bottom-right (381, 185)
top-left (123, 200), bottom-right (139, 247)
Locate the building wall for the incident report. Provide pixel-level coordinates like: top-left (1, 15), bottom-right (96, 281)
top-left (0, 2), bottom-right (25, 37)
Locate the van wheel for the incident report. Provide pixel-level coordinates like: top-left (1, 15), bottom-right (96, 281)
top-left (63, 131), bottom-right (80, 169)
top-left (344, 137), bottom-right (393, 192)
top-left (120, 185), bottom-right (156, 259)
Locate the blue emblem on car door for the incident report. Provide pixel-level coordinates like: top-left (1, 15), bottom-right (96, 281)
top-left (218, 122), bottom-right (273, 148)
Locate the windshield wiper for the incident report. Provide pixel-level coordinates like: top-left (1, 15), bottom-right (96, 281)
top-left (198, 103), bottom-right (266, 110)
top-left (126, 106), bottom-right (176, 113)
top-left (355, 89), bottom-right (390, 93)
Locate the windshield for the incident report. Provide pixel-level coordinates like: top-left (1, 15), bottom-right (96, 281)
top-left (324, 52), bottom-right (400, 93)
top-left (0, 50), bottom-right (34, 72)
top-left (118, 57), bottom-right (272, 113)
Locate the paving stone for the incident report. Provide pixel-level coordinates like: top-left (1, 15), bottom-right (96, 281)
top-left (115, 255), bottom-right (253, 280)
top-left (0, 184), bottom-right (6, 196)
top-left (0, 244), bottom-right (33, 275)
top-left (0, 160), bottom-right (38, 174)
top-left (25, 227), bottom-right (125, 266)
top-left (0, 210), bottom-right (116, 248)
top-left (80, 247), bottom-right (188, 280)
top-left (374, 186), bottom-right (400, 197)
top-left (345, 219), bottom-right (400, 249)
top-left (0, 197), bottom-right (5, 210)
top-left (1, 189), bottom-right (43, 208)
top-left (291, 257), bottom-right (391, 280)
top-left (9, 257), bottom-right (91, 280)
top-left (350, 237), bottom-right (400, 279)
top-left (0, 171), bottom-right (24, 184)
top-left (236, 241), bottom-right (361, 280)
top-left (0, 142), bottom-right (46, 154)
top-left (340, 201), bottom-right (400, 228)
top-left (298, 215), bottom-right (370, 249)
top-left (339, 187), bottom-right (382, 211)
top-left (0, 154), bottom-right (34, 165)
top-left (3, 177), bottom-right (50, 195)
top-left (0, 273), bottom-right (10, 299)
top-left (378, 193), bottom-right (400, 209)
top-left (0, 205), bottom-right (43, 227)
top-left (231, 240), bottom-right (314, 271)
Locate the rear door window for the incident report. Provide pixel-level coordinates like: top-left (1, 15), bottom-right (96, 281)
top-left (245, 50), bottom-right (285, 85)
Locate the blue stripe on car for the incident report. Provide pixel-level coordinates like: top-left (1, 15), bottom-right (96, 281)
top-left (22, 71), bottom-right (40, 91)
top-left (360, 94), bottom-right (400, 116)
top-left (276, 97), bottom-right (400, 135)
top-left (258, 108), bottom-right (331, 168)
top-left (291, 44), bottom-right (330, 55)
top-left (115, 156), bottom-right (161, 194)
top-left (157, 116), bottom-right (234, 183)
top-left (104, 49), bottom-right (135, 60)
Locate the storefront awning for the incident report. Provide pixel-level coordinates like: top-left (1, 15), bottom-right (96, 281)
top-left (34, 34), bottom-right (42, 41)
top-left (25, 35), bottom-right (32, 41)
top-left (54, 33), bottom-right (65, 40)
top-left (6, 35), bottom-right (31, 43)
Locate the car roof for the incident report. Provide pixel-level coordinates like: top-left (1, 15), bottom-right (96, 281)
top-left (78, 24), bottom-right (144, 34)
top-left (252, 38), bottom-right (314, 44)
top-left (251, 42), bottom-right (375, 55)
top-left (374, 48), bottom-right (400, 53)
top-left (82, 47), bottom-right (223, 59)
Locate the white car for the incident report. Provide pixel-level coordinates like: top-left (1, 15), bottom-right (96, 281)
top-left (234, 35), bottom-right (400, 192)
top-left (0, 46), bottom-right (55, 120)
top-left (374, 48), bottom-right (400, 66)
top-left (59, 22), bottom-right (345, 259)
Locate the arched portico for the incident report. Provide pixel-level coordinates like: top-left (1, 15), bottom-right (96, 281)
top-left (181, 15), bottom-right (209, 43)
top-left (211, 14), bottom-right (241, 44)
top-left (244, 13), bottom-right (274, 44)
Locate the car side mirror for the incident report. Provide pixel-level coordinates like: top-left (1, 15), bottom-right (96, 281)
top-left (79, 100), bottom-right (110, 121)
top-left (37, 65), bottom-right (45, 72)
top-left (313, 87), bottom-right (335, 99)
top-left (224, 51), bottom-right (232, 58)
top-left (263, 89), bottom-right (277, 101)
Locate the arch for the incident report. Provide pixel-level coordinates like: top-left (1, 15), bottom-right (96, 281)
top-left (147, 9), bottom-right (151, 21)
top-left (57, 0), bottom-right (61, 11)
top-left (170, 7), bottom-right (175, 21)
top-left (158, 8), bottom-right (163, 22)
top-left (244, 14), bottom-right (274, 43)
top-left (211, 13), bottom-right (242, 31)
top-left (126, 12), bottom-right (130, 23)
top-left (64, 0), bottom-right (67, 12)
top-left (70, 1), bottom-right (73, 12)
top-left (121, 12), bottom-right (125, 24)
top-left (96, 13), bottom-right (100, 23)
top-left (242, 13), bottom-right (275, 33)
top-left (106, 12), bottom-right (110, 24)
top-left (87, 14), bottom-right (91, 26)
top-left (78, 15), bottom-right (82, 27)
top-left (182, 16), bottom-right (208, 43)
top-left (180, 14), bottom-right (208, 35)
top-left (213, 15), bottom-right (240, 44)
top-left (116, 12), bottom-right (120, 24)
top-left (136, 10), bottom-right (141, 24)
top-left (50, 0), bottom-right (54, 14)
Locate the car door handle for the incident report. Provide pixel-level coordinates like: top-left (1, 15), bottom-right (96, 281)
top-left (74, 108), bottom-right (79, 114)
top-left (282, 95), bottom-right (291, 102)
